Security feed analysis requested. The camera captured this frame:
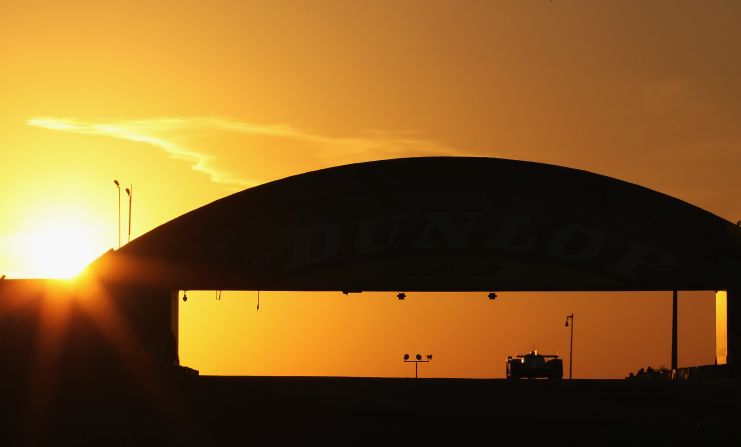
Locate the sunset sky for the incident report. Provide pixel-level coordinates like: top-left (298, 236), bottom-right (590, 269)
top-left (1, 0), bottom-right (739, 378)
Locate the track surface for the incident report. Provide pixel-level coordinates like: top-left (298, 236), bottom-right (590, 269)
top-left (2, 375), bottom-right (740, 444)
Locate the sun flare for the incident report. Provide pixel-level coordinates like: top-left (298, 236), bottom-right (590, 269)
top-left (8, 209), bottom-right (109, 279)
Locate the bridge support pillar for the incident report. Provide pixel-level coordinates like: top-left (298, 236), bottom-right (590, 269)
top-left (171, 289), bottom-right (179, 365)
top-left (726, 289), bottom-right (741, 375)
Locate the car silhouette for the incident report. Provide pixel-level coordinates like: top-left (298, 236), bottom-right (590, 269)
top-left (506, 350), bottom-right (563, 380)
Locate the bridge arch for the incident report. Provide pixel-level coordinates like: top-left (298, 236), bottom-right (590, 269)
top-left (88, 157), bottom-right (741, 371)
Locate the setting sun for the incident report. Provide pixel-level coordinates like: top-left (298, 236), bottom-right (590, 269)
top-left (6, 208), bottom-right (110, 279)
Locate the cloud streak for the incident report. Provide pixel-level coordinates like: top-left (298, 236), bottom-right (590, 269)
top-left (27, 116), bottom-right (461, 188)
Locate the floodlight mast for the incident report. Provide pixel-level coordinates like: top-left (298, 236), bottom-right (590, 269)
top-left (403, 353), bottom-right (432, 378)
top-left (125, 185), bottom-right (133, 243)
top-left (113, 180), bottom-right (121, 249)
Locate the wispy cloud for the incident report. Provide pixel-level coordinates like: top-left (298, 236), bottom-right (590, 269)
top-left (27, 116), bottom-right (461, 188)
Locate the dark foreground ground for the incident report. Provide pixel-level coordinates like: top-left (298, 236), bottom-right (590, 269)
top-left (2, 373), bottom-right (741, 445)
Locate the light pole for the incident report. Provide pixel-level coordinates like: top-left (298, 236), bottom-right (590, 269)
top-left (113, 180), bottom-right (121, 249)
top-left (565, 313), bottom-right (574, 380)
top-left (125, 185), bottom-right (133, 243)
top-left (403, 353), bottom-right (432, 378)
top-left (672, 290), bottom-right (678, 372)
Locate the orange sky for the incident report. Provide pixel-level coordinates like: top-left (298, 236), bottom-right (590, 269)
top-left (1, 1), bottom-right (739, 378)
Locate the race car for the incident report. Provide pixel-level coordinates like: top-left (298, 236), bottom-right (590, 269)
top-left (506, 350), bottom-right (563, 379)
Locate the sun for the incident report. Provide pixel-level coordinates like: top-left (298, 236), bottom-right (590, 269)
top-left (10, 208), bottom-right (110, 279)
